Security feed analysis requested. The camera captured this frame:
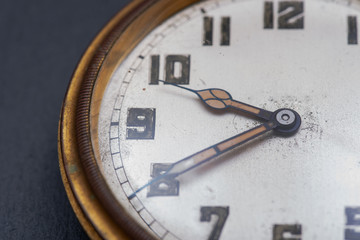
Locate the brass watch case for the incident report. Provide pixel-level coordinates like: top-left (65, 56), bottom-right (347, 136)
top-left (58, 0), bottom-right (200, 239)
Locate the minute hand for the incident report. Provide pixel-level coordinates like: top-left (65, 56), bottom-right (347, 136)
top-left (159, 80), bottom-right (273, 121)
top-left (164, 121), bottom-right (276, 177)
top-left (128, 121), bottom-right (276, 199)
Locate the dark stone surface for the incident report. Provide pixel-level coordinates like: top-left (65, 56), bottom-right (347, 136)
top-left (0, 1), bottom-right (130, 239)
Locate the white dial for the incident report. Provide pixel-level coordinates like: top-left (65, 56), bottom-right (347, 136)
top-left (97, 0), bottom-right (360, 239)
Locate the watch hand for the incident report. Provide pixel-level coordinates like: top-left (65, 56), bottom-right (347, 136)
top-left (129, 121), bottom-right (276, 200)
top-left (159, 80), bottom-right (273, 121)
top-left (129, 107), bottom-right (301, 199)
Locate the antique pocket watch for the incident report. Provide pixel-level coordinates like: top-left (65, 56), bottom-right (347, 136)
top-left (58, 0), bottom-right (360, 239)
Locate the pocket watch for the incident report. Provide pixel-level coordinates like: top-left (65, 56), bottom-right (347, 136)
top-left (58, 0), bottom-right (360, 239)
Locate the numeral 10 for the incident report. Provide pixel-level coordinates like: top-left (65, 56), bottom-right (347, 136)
top-left (150, 55), bottom-right (191, 85)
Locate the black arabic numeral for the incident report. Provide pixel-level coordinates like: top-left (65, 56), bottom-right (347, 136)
top-left (273, 224), bottom-right (302, 240)
top-left (147, 163), bottom-right (180, 197)
top-left (345, 207), bottom-right (360, 240)
top-left (203, 16), bottom-right (230, 46)
top-left (200, 206), bottom-right (229, 240)
top-left (126, 108), bottom-right (155, 140)
top-left (149, 55), bottom-right (191, 85)
top-left (264, 1), bottom-right (304, 29)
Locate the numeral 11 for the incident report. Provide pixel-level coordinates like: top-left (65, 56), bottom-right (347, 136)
top-left (203, 16), bottom-right (230, 46)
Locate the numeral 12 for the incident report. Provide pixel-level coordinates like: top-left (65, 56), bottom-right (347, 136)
top-left (264, 1), bottom-right (304, 29)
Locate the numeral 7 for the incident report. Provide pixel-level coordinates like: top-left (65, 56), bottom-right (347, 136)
top-left (200, 206), bottom-right (229, 240)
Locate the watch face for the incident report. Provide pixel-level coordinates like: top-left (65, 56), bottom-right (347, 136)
top-left (61, 0), bottom-right (360, 239)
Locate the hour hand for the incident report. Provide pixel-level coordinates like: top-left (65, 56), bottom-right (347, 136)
top-left (159, 80), bottom-right (273, 121)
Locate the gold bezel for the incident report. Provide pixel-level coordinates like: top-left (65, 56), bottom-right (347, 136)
top-left (58, 0), bottom-right (200, 239)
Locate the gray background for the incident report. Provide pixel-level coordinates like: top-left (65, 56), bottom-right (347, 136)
top-left (1, 0), bottom-right (131, 239)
